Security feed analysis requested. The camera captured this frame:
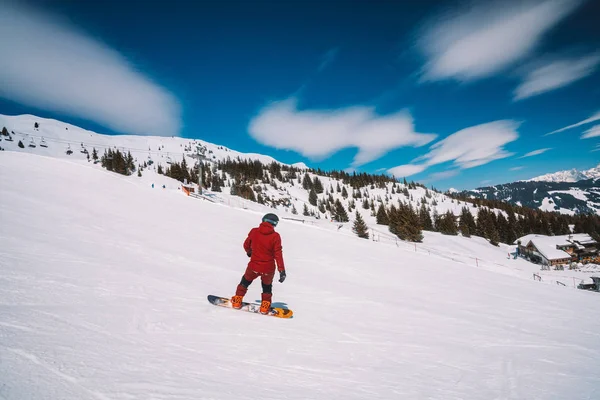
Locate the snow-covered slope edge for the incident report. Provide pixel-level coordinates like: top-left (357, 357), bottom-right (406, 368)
top-left (0, 113), bottom-right (302, 168)
top-left (1, 151), bottom-right (599, 399)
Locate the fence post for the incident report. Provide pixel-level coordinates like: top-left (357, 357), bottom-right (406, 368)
top-left (414, 243), bottom-right (417, 252)
top-left (475, 258), bottom-right (479, 267)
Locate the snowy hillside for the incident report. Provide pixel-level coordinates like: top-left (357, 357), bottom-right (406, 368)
top-left (0, 113), bottom-right (486, 232)
top-left (0, 113), bottom-right (305, 169)
top-left (525, 163), bottom-right (600, 183)
top-left (2, 151), bottom-right (599, 399)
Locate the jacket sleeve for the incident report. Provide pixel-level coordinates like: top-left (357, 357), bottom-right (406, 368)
top-left (273, 233), bottom-right (285, 272)
top-left (243, 229), bottom-right (253, 254)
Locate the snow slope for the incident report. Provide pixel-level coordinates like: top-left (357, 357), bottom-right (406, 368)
top-left (2, 151), bottom-right (600, 400)
top-left (0, 113), bottom-right (496, 235)
top-left (0, 113), bottom-right (299, 168)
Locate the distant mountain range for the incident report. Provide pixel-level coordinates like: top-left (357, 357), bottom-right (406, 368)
top-left (458, 165), bottom-right (600, 216)
top-left (524, 164), bottom-right (600, 183)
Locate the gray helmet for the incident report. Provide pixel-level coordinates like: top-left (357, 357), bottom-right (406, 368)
top-left (262, 213), bottom-right (279, 226)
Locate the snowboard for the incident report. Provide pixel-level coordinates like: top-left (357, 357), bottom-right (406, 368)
top-left (207, 295), bottom-right (293, 318)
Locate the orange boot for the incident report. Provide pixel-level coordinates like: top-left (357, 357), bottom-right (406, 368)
top-left (231, 295), bottom-right (243, 309)
top-left (259, 300), bottom-right (271, 315)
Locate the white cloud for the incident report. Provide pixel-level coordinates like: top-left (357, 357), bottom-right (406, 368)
top-left (388, 120), bottom-right (519, 177)
top-left (519, 148), bottom-right (552, 158)
top-left (581, 125), bottom-right (600, 139)
top-left (248, 98), bottom-right (437, 168)
top-left (388, 164), bottom-right (427, 178)
top-left (546, 110), bottom-right (600, 135)
top-left (510, 166), bottom-right (525, 171)
top-left (0, 1), bottom-right (181, 136)
top-left (427, 170), bottom-right (460, 181)
top-left (514, 53), bottom-right (600, 100)
top-left (418, 0), bottom-right (583, 82)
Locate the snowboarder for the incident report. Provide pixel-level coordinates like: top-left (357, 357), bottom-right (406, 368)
top-left (231, 213), bottom-right (286, 314)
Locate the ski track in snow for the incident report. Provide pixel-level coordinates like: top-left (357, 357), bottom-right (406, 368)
top-left (1, 152), bottom-right (600, 400)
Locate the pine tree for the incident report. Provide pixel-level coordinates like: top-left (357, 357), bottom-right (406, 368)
top-left (506, 210), bottom-right (519, 244)
top-left (313, 177), bottom-right (324, 194)
top-left (211, 177), bottom-right (222, 192)
top-left (419, 203), bottom-right (433, 231)
top-left (318, 200), bottom-right (326, 214)
top-left (341, 186), bottom-right (348, 199)
top-left (302, 173), bottom-right (313, 190)
top-left (393, 203), bottom-right (423, 242)
top-left (376, 204), bottom-right (389, 225)
top-left (362, 198), bottom-right (370, 209)
top-left (459, 207), bottom-right (476, 238)
top-left (308, 188), bottom-right (318, 206)
top-left (352, 211), bottom-right (369, 239)
top-left (438, 211), bottom-right (458, 235)
top-left (431, 208), bottom-right (440, 232)
top-left (291, 204), bottom-right (298, 215)
top-left (333, 199), bottom-right (349, 222)
top-left (387, 205), bottom-right (399, 235)
top-left (496, 213), bottom-right (509, 243)
top-left (303, 203), bottom-right (310, 216)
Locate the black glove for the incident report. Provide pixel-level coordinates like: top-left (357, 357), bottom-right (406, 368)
top-left (246, 250), bottom-right (252, 258)
top-left (279, 270), bottom-right (286, 283)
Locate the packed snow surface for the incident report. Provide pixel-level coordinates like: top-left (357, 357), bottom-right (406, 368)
top-left (1, 152), bottom-right (600, 400)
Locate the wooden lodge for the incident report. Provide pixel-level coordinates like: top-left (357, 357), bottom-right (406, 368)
top-left (514, 234), bottom-right (599, 267)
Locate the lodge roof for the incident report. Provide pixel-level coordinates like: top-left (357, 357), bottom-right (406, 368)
top-left (514, 233), bottom-right (596, 261)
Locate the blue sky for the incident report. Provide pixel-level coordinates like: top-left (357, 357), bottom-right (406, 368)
top-left (1, 0), bottom-right (599, 190)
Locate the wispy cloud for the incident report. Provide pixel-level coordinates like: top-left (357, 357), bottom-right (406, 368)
top-left (318, 48), bottom-right (339, 72)
top-left (514, 53), bottom-right (600, 100)
top-left (519, 148), bottom-right (552, 158)
top-left (417, 0), bottom-right (583, 82)
top-left (389, 164), bottom-right (427, 179)
top-left (248, 98), bottom-right (437, 168)
top-left (0, 0), bottom-right (181, 136)
top-left (581, 125), bottom-right (600, 139)
top-left (592, 144), bottom-right (600, 152)
top-left (427, 170), bottom-right (460, 181)
top-left (481, 180), bottom-right (492, 185)
top-left (546, 110), bottom-right (600, 135)
top-left (389, 120), bottom-right (520, 177)
top-left (510, 166), bottom-right (525, 171)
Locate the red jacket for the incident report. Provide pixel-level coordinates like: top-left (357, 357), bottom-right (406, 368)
top-left (244, 222), bottom-right (285, 274)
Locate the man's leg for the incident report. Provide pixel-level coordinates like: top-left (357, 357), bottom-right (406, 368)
top-left (235, 266), bottom-right (259, 297)
top-left (260, 273), bottom-right (274, 303)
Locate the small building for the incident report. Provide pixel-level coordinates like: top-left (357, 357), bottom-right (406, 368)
top-left (181, 184), bottom-right (196, 196)
top-left (515, 234), bottom-right (599, 267)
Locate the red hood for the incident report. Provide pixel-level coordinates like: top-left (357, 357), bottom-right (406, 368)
top-left (258, 221), bottom-right (275, 235)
